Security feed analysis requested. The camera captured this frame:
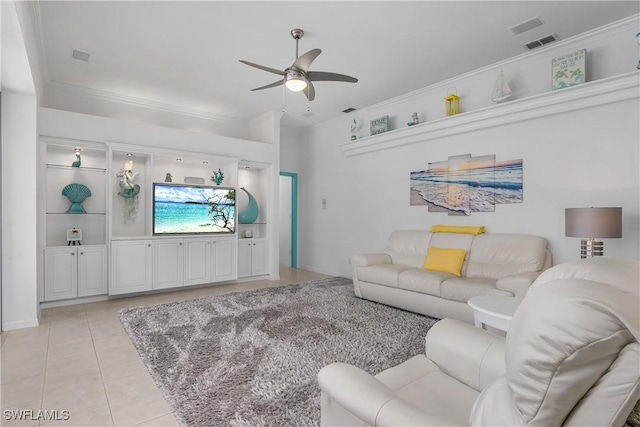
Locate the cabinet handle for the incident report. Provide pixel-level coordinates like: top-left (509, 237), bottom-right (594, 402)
top-left (179, 243), bottom-right (182, 245)
top-left (80, 252), bottom-right (84, 255)
top-left (71, 252), bottom-right (75, 255)
top-left (148, 244), bottom-right (151, 247)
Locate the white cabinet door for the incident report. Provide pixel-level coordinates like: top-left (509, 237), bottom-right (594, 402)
top-left (153, 239), bottom-right (184, 290)
top-left (78, 246), bottom-right (107, 297)
top-left (44, 247), bottom-right (78, 301)
top-left (237, 239), bottom-right (252, 278)
top-left (184, 238), bottom-right (211, 286)
top-left (110, 240), bottom-right (153, 295)
top-left (237, 238), bottom-right (268, 278)
top-left (251, 239), bottom-right (269, 276)
top-left (212, 238), bottom-right (237, 282)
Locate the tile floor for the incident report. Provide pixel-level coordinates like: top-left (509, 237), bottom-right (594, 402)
top-left (1, 267), bottom-right (330, 427)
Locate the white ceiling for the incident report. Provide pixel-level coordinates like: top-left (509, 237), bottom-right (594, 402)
top-left (31, 1), bottom-right (639, 130)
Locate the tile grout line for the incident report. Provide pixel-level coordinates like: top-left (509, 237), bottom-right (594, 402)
top-left (38, 315), bottom-right (52, 427)
top-left (88, 305), bottom-right (117, 427)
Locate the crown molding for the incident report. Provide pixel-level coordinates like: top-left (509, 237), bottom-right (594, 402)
top-left (28, 0), bottom-right (50, 85)
top-left (45, 80), bottom-right (243, 125)
top-left (341, 72), bottom-right (639, 157)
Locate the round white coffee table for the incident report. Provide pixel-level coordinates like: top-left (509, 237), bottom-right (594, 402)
top-left (467, 296), bottom-right (523, 332)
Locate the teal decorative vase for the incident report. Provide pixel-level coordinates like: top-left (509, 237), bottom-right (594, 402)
top-left (62, 183), bottom-right (91, 213)
top-left (238, 187), bottom-right (258, 224)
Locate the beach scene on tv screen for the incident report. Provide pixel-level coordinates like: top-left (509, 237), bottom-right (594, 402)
top-left (154, 185), bottom-right (235, 234)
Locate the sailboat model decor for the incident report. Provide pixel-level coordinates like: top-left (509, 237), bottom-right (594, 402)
top-left (491, 69), bottom-right (513, 104)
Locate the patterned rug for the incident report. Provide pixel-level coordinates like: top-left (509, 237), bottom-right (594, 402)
top-left (119, 277), bottom-right (438, 426)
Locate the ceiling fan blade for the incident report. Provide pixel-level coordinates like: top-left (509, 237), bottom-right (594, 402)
top-left (307, 71), bottom-right (358, 83)
top-left (292, 48), bottom-right (322, 72)
top-left (303, 81), bottom-right (316, 102)
top-left (239, 60), bottom-right (284, 76)
top-left (250, 79), bottom-right (284, 91)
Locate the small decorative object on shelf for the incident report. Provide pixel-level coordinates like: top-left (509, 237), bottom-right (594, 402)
top-left (62, 183), bottom-right (91, 213)
top-left (185, 176), bottom-right (205, 184)
top-left (445, 88), bottom-right (460, 116)
top-left (370, 115), bottom-right (390, 136)
top-left (211, 168), bottom-right (224, 185)
top-left (116, 160), bottom-right (140, 221)
top-left (238, 187), bottom-right (259, 224)
top-left (71, 147), bottom-right (81, 168)
top-left (66, 228), bottom-right (82, 246)
top-left (165, 173), bottom-right (172, 182)
top-left (552, 48), bottom-right (586, 90)
top-left (491, 68), bottom-right (513, 104)
top-left (407, 112), bottom-right (420, 126)
top-left (244, 229), bottom-right (253, 238)
top-left (350, 118), bottom-right (358, 140)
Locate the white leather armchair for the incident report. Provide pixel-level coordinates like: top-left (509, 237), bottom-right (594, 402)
top-left (319, 257), bottom-right (640, 426)
top-left (319, 318), bottom-right (504, 426)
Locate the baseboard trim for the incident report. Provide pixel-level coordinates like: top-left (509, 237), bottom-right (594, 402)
top-left (3, 318), bottom-right (40, 331)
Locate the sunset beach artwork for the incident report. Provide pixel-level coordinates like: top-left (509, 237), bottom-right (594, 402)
top-left (410, 153), bottom-right (522, 216)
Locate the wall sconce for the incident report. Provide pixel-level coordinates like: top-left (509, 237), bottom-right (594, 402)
top-left (565, 207), bottom-right (622, 258)
top-left (445, 88), bottom-right (460, 117)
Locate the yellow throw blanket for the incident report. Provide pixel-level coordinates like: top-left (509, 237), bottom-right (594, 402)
top-left (431, 224), bottom-right (486, 235)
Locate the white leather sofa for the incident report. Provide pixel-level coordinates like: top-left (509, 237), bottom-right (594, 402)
top-left (351, 230), bottom-right (552, 322)
top-left (319, 257), bottom-right (640, 426)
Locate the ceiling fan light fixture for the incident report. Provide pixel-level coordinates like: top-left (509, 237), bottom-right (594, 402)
top-left (284, 69), bottom-right (308, 92)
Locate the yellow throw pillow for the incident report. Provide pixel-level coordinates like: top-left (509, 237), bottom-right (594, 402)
top-left (422, 246), bottom-right (467, 277)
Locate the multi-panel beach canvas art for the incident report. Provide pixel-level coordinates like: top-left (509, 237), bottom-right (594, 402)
top-left (410, 153), bottom-right (522, 216)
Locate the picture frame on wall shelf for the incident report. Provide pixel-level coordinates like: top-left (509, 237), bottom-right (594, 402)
top-left (370, 116), bottom-right (390, 136)
top-left (552, 48), bottom-right (586, 90)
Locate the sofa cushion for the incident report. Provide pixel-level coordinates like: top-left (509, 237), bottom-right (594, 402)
top-left (357, 264), bottom-right (413, 288)
top-left (423, 247), bottom-right (467, 277)
top-left (385, 230), bottom-right (432, 268)
top-left (465, 234), bottom-right (548, 279)
top-left (375, 355), bottom-right (479, 427)
top-left (440, 278), bottom-right (512, 303)
top-left (398, 269), bottom-right (453, 296)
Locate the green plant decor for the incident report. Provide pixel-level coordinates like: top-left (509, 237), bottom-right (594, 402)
top-left (211, 168), bottom-right (224, 185)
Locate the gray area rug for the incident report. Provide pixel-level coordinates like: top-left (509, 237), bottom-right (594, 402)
top-left (119, 277), bottom-right (438, 426)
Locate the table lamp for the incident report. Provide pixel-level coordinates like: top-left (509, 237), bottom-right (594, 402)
top-left (565, 207), bottom-right (622, 258)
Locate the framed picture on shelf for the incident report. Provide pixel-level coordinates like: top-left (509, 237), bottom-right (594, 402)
top-left (552, 49), bottom-right (586, 90)
top-left (370, 116), bottom-right (390, 136)
top-left (66, 228), bottom-right (82, 245)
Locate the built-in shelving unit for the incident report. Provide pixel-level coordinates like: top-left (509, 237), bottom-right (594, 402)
top-left (40, 138), bottom-right (110, 301)
top-left (40, 138), bottom-right (276, 305)
top-left (341, 72), bottom-right (639, 157)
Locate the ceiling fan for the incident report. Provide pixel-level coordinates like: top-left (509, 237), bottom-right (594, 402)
top-left (239, 28), bottom-right (358, 101)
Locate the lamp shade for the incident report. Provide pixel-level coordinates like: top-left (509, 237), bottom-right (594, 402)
top-left (565, 207), bottom-right (622, 238)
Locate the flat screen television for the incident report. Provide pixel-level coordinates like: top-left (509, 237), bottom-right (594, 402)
top-left (153, 183), bottom-right (236, 235)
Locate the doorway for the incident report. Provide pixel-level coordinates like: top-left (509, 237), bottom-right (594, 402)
top-left (279, 173), bottom-right (298, 268)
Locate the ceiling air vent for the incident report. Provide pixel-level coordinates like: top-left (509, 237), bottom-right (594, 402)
top-left (524, 34), bottom-right (558, 50)
top-left (72, 49), bottom-right (91, 62)
top-left (342, 107), bottom-right (356, 113)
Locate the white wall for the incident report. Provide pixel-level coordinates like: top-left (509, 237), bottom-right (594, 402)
top-left (280, 126), bottom-right (303, 173)
top-left (298, 17), bottom-right (640, 277)
top-left (2, 1), bottom-right (39, 330)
